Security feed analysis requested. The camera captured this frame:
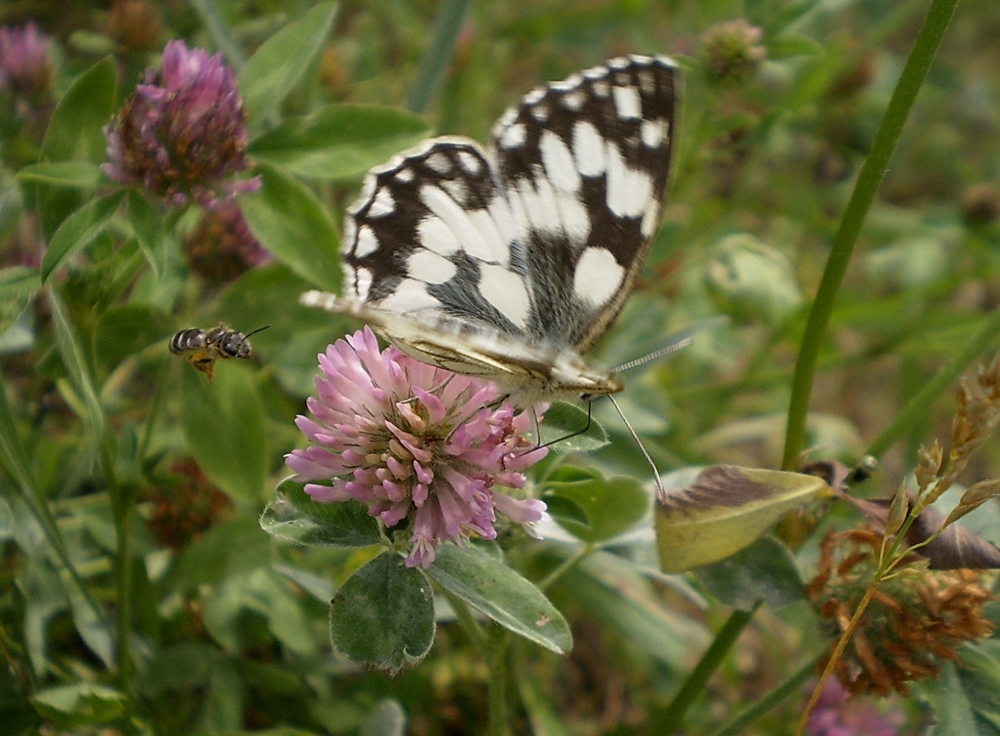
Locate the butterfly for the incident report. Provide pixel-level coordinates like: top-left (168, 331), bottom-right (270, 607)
top-left (302, 54), bottom-right (679, 405)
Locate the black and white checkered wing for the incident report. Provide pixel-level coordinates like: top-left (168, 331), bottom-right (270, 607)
top-left (492, 54), bottom-right (678, 351)
top-left (337, 139), bottom-right (536, 340)
top-left (305, 54), bottom-right (679, 398)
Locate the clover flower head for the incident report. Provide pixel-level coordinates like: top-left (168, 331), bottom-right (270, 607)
top-left (700, 18), bottom-right (767, 85)
top-left (103, 39), bottom-right (260, 209)
top-left (0, 22), bottom-right (53, 102)
top-left (286, 327), bottom-right (547, 568)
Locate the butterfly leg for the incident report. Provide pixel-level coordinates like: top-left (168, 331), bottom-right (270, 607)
top-left (533, 400), bottom-right (594, 451)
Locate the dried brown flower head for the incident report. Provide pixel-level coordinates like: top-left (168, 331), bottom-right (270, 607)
top-left (808, 529), bottom-right (994, 696)
top-left (109, 0), bottom-right (163, 52)
top-left (961, 182), bottom-right (1000, 228)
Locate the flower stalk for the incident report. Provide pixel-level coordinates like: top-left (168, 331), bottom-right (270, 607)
top-left (782, 0), bottom-right (961, 469)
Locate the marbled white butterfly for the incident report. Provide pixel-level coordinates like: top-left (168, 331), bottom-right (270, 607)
top-left (303, 54), bottom-right (678, 404)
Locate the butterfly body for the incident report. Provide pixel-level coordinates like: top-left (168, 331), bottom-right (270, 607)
top-left (303, 290), bottom-right (623, 402)
top-left (306, 54), bottom-right (678, 403)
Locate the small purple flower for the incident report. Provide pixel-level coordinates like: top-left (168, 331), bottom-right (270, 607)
top-left (806, 679), bottom-right (904, 736)
top-left (103, 39), bottom-right (260, 209)
top-left (287, 327), bottom-right (547, 568)
top-left (0, 22), bottom-right (53, 102)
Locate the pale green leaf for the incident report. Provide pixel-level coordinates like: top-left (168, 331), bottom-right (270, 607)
top-left (656, 465), bottom-right (827, 573)
top-left (240, 164), bottom-right (341, 291)
top-left (179, 363), bottom-right (267, 502)
top-left (249, 104), bottom-right (429, 179)
top-left (30, 683), bottom-right (126, 729)
top-left (538, 401), bottom-right (608, 452)
top-left (239, 3), bottom-right (337, 128)
top-left (428, 544), bottom-right (571, 654)
top-left (40, 191), bottom-right (124, 282)
top-left (16, 162), bottom-right (106, 188)
top-left (260, 478), bottom-right (381, 547)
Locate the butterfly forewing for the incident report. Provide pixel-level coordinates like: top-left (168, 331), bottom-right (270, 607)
top-left (318, 54), bottom-right (679, 400)
top-left (492, 55), bottom-right (678, 351)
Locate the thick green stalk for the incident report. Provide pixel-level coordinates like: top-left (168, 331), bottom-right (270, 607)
top-left (48, 289), bottom-right (135, 717)
top-left (782, 0), bottom-right (961, 468)
top-left (443, 591), bottom-right (509, 735)
top-left (487, 626), bottom-right (512, 736)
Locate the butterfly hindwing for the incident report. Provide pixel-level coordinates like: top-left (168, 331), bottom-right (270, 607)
top-left (342, 139), bottom-right (532, 338)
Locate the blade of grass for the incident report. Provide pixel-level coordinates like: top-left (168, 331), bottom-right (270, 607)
top-left (865, 307), bottom-right (1000, 461)
top-left (48, 288), bottom-right (135, 703)
top-left (782, 0), bottom-right (961, 469)
top-left (0, 366), bottom-right (105, 625)
top-left (649, 600), bottom-right (763, 734)
top-left (709, 653), bottom-right (824, 736)
top-left (406, 0), bottom-right (471, 114)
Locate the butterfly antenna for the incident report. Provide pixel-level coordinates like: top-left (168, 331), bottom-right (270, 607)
top-left (607, 394), bottom-right (666, 502)
top-left (613, 337), bottom-right (694, 373)
top-left (612, 316), bottom-right (729, 373)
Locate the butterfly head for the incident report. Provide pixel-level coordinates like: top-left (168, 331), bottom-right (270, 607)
top-left (545, 349), bottom-right (623, 403)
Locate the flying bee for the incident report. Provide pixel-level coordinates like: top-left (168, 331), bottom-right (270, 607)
top-left (170, 324), bottom-right (270, 381)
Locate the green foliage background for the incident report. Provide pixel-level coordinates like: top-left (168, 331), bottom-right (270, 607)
top-left (3, 0), bottom-right (1000, 734)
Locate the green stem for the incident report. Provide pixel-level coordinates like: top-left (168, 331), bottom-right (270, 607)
top-left (865, 307), bottom-right (1000, 460)
top-left (650, 600), bottom-right (763, 734)
top-left (782, 0), bottom-right (961, 469)
top-left (406, 0), bottom-right (471, 114)
top-left (443, 591), bottom-right (509, 735)
top-left (487, 625), bottom-right (512, 736)
top-left (709, 652), bottom-right (824, 736)
top-left (138, 361), bottom-right (170, 464)
top-left (537, 545), bottom-right (591, 592)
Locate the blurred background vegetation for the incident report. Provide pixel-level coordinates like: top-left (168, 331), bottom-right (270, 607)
top-left (3, 0), bottom-right (1000, 734)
